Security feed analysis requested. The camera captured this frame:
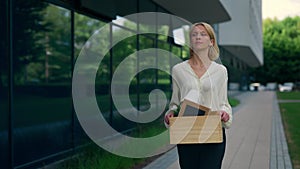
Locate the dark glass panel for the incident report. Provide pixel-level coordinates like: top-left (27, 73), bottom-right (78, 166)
top-left (110, 25), bottom-right (137, 132)
top-left (74, 12), bottom-right (108, 146)
top-left (12, 2), bottom-right (72, 166)
top-left (0, 0), bottom-right (9, 168)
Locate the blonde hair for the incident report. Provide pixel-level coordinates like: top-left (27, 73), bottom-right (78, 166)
top-left (189, 22), bottom-right (219, 61)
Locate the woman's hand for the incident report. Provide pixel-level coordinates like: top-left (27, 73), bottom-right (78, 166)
top-left (164, 111), bottom-right (174, 125)
top-left (220, 110), bottom-right (229, 122)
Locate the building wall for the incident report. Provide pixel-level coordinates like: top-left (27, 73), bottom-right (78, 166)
top-left (219, 0), bottom-right (263, 67)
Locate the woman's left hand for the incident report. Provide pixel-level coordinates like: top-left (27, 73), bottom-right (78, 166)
top-left (220, 111), bottom-right (229, 122)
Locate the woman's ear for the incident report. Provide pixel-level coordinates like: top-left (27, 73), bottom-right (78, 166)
top-left (210, 39), bottom-right (214, 46)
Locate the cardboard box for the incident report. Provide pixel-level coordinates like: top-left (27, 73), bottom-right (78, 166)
top-left (169, 99), bottom-right (223, 144)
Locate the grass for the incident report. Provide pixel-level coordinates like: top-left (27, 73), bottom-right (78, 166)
top-left (62, 147), bottom-right (144, 169)
top-left (277, 91), bottom-right (300, 100)
top-left (60, 123), bottom-right (167, 169)
top-left (228, 97), bottom-right (240, 107)
top-left (61, 146), bottom-right (144, 169)
top-left (277, 91), bottom-right (300, 169)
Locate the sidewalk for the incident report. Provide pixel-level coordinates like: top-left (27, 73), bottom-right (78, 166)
top-left (143, 91), bottom-right (292, 169)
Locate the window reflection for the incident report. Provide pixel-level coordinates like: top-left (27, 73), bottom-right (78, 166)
top-left (74, 12), bottom-right (108, 145)
top-left (13, 2), bottom-right (72, 166)
top-left (112, 16), bottom-right (137, 30)
top-left (111, 25), bottom-right (137, 131)
top-left (4, 1), bottom-right (185, 167)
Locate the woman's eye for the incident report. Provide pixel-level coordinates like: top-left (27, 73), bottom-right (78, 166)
top-left (192, 33), bottom-right (207, 37)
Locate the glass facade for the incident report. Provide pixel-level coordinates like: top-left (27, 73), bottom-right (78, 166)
top-left (0, 0), bottom-right (9, 168)
top-left (74, 12), bottom-right (109, 146)
top-left (2, 0), bottom-right (184, 168)
top-left (12, 3), bottom-right (73, 166)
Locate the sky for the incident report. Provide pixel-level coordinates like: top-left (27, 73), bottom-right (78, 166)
top-left (263, 0), bottom-right (300, 20)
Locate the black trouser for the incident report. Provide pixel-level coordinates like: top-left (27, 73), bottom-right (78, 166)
top-left (177, 128), bottom-right (226, 169)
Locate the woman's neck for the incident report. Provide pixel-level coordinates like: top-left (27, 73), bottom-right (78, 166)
top-left (190, 52), bottom-right (211, 68)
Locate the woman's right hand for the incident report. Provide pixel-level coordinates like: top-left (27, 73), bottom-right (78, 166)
top-left (164, 111), bottom-right (174, 125)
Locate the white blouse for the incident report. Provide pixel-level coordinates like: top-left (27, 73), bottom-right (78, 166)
top-left (166, 60), bottom-right (232, 128)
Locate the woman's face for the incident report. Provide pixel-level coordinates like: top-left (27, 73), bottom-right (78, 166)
top-left (191, 25), bottom-right (212, 51)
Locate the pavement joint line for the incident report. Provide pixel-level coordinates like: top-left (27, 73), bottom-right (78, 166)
top-left (248, 108), bottom-right (267, 169)
top-left (225, 127), bottom-right (249, 169)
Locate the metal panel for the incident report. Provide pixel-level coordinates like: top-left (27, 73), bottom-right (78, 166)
top-left (80, 0), bottom-right (117, 18)
top-left (152, 0), bottom-right (230, 24)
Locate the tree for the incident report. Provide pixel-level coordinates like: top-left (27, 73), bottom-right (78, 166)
top-left (251, 16), bottom-right (300, 84)
top-left (13, 0), bottom-right (49, 84)
top-left (42, 5), bottom-right (71, 82)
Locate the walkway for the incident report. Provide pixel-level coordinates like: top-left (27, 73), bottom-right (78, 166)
top-left (143, 91), bottom-right (293, 169)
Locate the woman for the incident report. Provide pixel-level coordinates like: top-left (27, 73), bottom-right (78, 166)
top-left (164, 22), bottom-right (232, 169)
